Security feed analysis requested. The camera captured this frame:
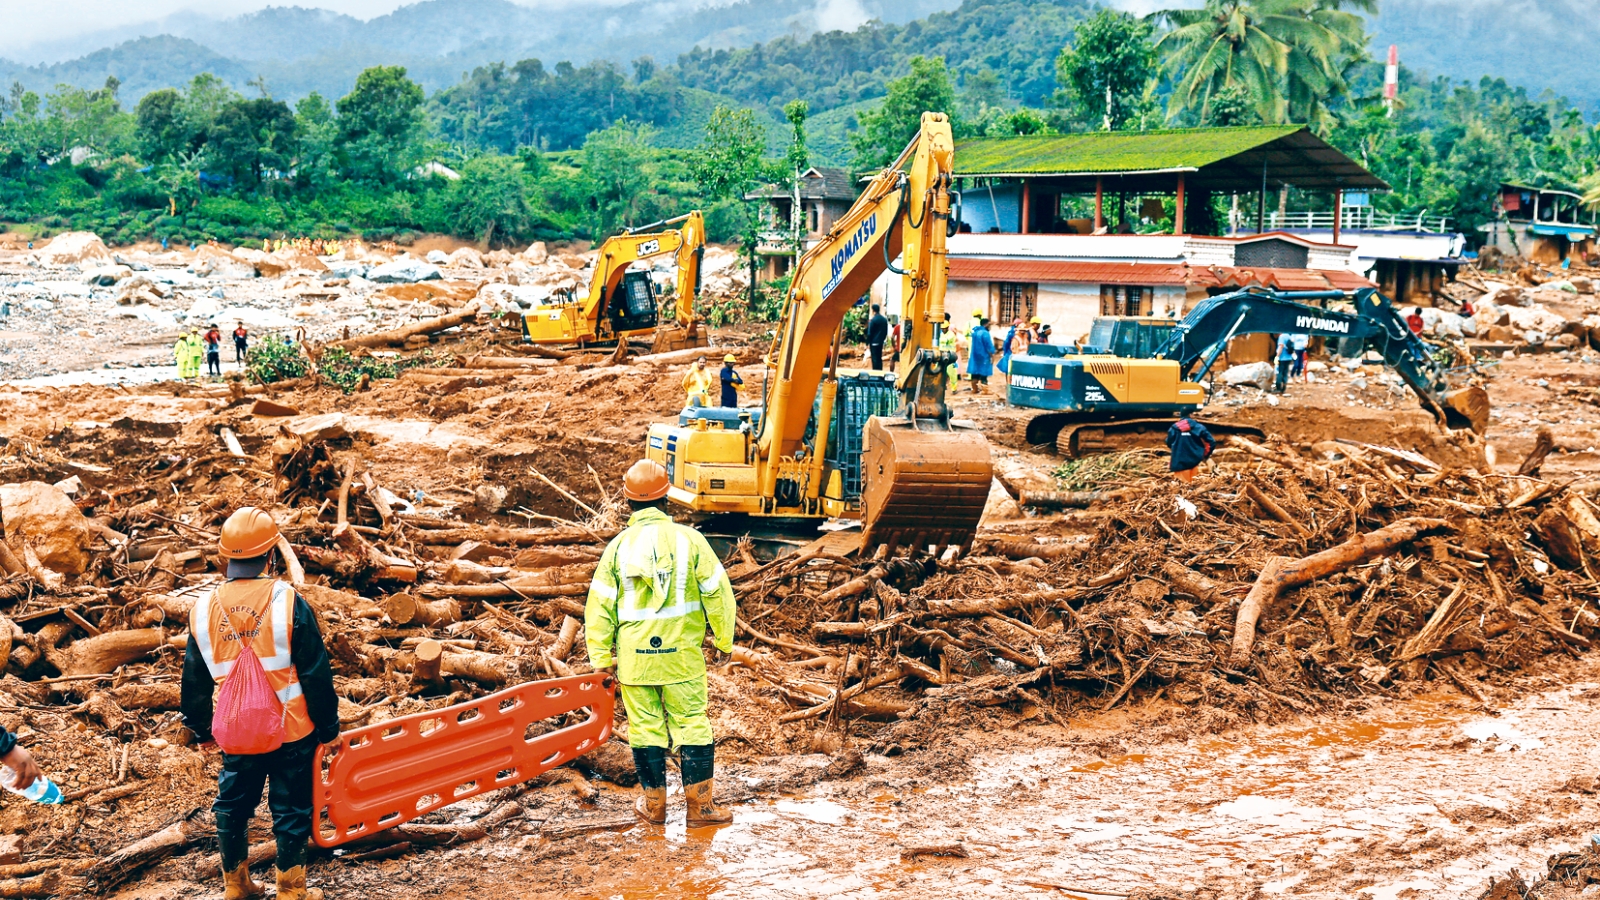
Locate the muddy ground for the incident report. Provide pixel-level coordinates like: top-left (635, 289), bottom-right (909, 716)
top-left (1, 299), bottom-right (1599, 898)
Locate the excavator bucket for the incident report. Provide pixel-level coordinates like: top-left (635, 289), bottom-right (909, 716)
top-left (860, 417), bottom-right (993, 554)
top-left (650, 322), bottom-right (710, 355)
top-left (313, 673), bottom-right (614, 848)
top-left (1442, 385), bottom-right (1491, 434)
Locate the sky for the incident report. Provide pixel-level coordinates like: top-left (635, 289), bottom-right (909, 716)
top-left (0, 0), bottom-right (1180, 57)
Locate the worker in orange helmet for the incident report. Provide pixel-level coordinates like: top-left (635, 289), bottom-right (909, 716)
top-left (181, 508), bottom-right (340, 900)
top-left (585, 460), bottom-right (737, 828)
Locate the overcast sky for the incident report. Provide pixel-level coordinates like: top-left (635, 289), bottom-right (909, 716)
top-left (0, 0), bottom-right (1182, 57)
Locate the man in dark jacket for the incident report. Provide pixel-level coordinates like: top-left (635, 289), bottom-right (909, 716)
top-left (1166, 417), bottom-right (1215, 483)
top-left (865, 303), bottom-right (889, 370)
top-left (718, 355), bottom-right (743, 408)
top-left (182, 508), bottom-right (340, 900)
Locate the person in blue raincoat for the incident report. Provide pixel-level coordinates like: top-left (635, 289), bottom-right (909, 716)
top-left (967, 317), bottom-right (995, 392)
top-left (998, 317), bottom-right (1021, 385)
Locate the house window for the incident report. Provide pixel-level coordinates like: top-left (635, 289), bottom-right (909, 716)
top-left (989, 282), bottom-right (1037, 323)
top-left (808, 204), bottom-right (820, 233)
top-left (1099, 285), bottom-right (1150, 316)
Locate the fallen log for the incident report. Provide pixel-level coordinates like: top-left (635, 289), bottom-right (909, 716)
top-left (1242, 483), bottom-right (1312, 538)
top-left (630, 346), bottom-right (722, 367)
top-left (917, 589), bottom-right (1081, 620)
top-left (1230, 517), bottom-right (1449, 666)
top-left (382, 593), bottom-right (463, 627)
top-left (47, 628), bottom-right (164, 677)
top-left (107, 682), bottom-right (181, 710)
top-left (411, 639), bottom-right (443, 689)
top-left (326, 306), bottom-right (479, 350)
top-left (976, 537), bottom-right (1090, 561)
top-left (1517, 426), bottom-right (1555, 477)
top-left (1016, 489), bottom-right (1132, 509)
top-left (88, 809), bottom-right (209, 889)
top-left (194, 840), bottom-right (275, 880)
top-left (401, 368), bottom-right (535, 378)
top-left (541, 814), bottom-right (637, 840)
top-left (464, 355), bottom-right (559, 369)
top-left (1159, 560), bottom-right (1232, 607)
top-left (409, 526), bottom-right (611, 547)
top-left (0, 873), bottom-right (58, 898)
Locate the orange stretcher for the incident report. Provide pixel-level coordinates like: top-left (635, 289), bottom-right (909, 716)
top-left (313, 672), bottom-right (615, 848)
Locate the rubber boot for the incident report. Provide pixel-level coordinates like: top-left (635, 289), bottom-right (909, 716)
top-left (273, 842), bottom-right (322, 900)
top-left (680, 744), bottom-right (733, 827)
top-left (632, 747), bottom-right (668, 825)
top-left (218, 825), bottom-right (264, 900)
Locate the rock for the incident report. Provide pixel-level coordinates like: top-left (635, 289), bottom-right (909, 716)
top-left (250, 399), bottom-right (300, 417)
top-left (116, 275), bottom-right (170, 304)
top-left (112, 254), bottom-right (152, 272)
top-left (368, 259), bottom-right (443, 284)
top-left (447, 247), bottom-right (484, 268)
top-left (1221, 361), bottom-right (1277, 390)
top-left (194, 255), bottom-right (258, 280)
top-left (1545, 280), bottom-right (1578, 293)
top-left (232, 247), bottom-right (293, 277)
top-left (324, 261), bottom-right (369, 280)
top-left (521, 242), bottom-right (548, 264)
top-left (1550, 333), bottom-right (1580, 349)
top-left (1484, 325), bottom-right (1517, 343)
top-left (0, 833), bottom-right (23, 865)
top-left (426, 249), bottom-right (451, 264)
top-left (82, 264), bottom-right (132, 286)
top-left (1569, 275), bottom-right (1593, 294)
top-left (0, 481), bottom-right (93, 575)
top-left (33, 232), bottom-right (111, 266)
top-left (284, 413), bottom-right (347, 443)
top-left (979, 477), bottom-right (1025, 524)
top-left (484, 250), bottom-right (514, 266)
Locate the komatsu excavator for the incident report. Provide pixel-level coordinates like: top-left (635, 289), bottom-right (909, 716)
top-left (521, 210), bottom-right (709, 353)
top-left (1009, 287), bottom-right (1491, 457)
top-left (645, 113), bottom-right (993, 554)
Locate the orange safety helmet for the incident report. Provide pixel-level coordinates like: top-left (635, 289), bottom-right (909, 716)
top-left (623, 459), bottom-right (671, 502)
top-left (218, 507), bottom-right (281, 559)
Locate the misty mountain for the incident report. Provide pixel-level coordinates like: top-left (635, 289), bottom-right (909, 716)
top-left (0, 0), bottom-right (958, 103)
top-left (1368, 0), bottom-right (1600, 113)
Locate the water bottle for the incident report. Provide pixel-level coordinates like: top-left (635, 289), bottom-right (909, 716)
top-left (1, 766), bottom-right (63, 804)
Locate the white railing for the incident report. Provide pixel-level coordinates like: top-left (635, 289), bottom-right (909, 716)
top-left (1239, 209), bottom-right (1453, 234)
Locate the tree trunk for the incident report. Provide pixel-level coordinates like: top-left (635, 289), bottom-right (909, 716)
top-left (325, 307), bottom-right (480, 350)
top-left (48, 629), bottom-right (165, 677)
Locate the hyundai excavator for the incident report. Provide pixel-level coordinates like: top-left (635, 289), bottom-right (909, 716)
top-left (521, 210), bottom-right (708, 353)
top-left (644, 113), bottom-right (993, 554)
top-left (1009, 287), bottom-right (1491, 457)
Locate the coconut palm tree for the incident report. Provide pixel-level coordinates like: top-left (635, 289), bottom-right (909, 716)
top-left (1153, 0), bottom-right (1373, 126)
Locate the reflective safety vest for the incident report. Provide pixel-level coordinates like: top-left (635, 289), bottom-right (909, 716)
top-left (192, 578), bottom-right (314, 744)
top-left (585, 507), bottom-right (735, 686)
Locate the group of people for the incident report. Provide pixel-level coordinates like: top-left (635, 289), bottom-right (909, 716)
top-left (964, 313), bottom-right (1051, 396)
top-left (683, 354), bottom-right (743, 408)
top-left (174, 322), bottom-right (251, 379)
top-left (180, 462), bottom-right (740, 898)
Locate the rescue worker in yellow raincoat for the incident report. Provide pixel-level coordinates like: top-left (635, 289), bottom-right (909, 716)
top-left (681, 355), bottom-right (714, 408)
top-left (181, 508), bottom-right (341, 900)
top-left (585, 460), bottom-right (737, 827)
top-left (175, 331), bottom-right (202, 379)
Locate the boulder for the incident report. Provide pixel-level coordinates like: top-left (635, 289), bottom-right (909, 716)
top-left (368, 259), bottom-right (443, 284)
top-left (1569, 276), bottom-right (1593, 294)
top-left (83, 264), bottom-right (133, 286)
top-left (111, 254), bottom-right (152, 272)
top-left (426, 249), bottom-right (451, 264)
top-left (447, 247), bottom-right (484, 268)
top-left (484, 250), bottom-right (514, 266)
top-left (1220, 361), bottom-right (1276, 390)
top-left (521, 242), bottom-right (548, 264)
top-left (324, 261), bottom-right (369, 280)
top-left (0, 481), bottom-right (92, 575)
top-left (233, 247), bottom-right (292, 277)
top-left (194, 251), bottom-right (258, 280)
top-left (34, 232), bottom-right (111, 266)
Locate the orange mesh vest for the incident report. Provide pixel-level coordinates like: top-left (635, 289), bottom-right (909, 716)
top-left (192, 578), bottom-right (314, 743)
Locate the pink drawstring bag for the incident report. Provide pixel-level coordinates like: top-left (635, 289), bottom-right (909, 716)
top-left (212, 612), bottom-right (286, 755)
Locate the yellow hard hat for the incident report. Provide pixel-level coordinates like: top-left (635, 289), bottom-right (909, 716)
top-left (971, 309), bottom-right (982, 317)
top-left (1029, 316), bottom-right (1042, 324)
top-left (724, 354), bottom-right (737, 363)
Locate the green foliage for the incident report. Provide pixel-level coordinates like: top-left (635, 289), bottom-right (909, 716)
top-left (316, 347), bottom-right (440, 393)
top-left (245, 337), bottom-right (309, 384)
top-left (1051, 449), bottom-right (1163, 491)
top-left (690, 107), bottom-right (771, 202)
top-left (209, 98), bottom-right (297, 190)
top-left (851, 56), bottom-right (958, 169)
top-left (436, 155), bottom-right (545, 245)
top-left (581, 120), bottom-right (660, 236)
top-left (336, 66), bottom-right (425, 185)
top-left (1053, 9), bottom-right (1157, 131)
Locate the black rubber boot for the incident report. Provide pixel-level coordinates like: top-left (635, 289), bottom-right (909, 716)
top-left (217, 822), bottom-right (262, 900)
top-left (680, 744), bottom-right (732, 827)
top-left (631, 747), bottom-right (669, 825)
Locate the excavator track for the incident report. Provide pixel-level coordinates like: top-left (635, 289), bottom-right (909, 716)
top-left (1051, 419), bottom-right (1266, 459)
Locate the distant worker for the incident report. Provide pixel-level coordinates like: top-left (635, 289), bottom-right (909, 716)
top-left (1273, 333), bottom-right (1295, 394)
top-left (1406, 307), bottom-right (1425, 336)
top-left (866, 303), bottom-right (889, 370)
top-left (968, 316), bottom-right (995, 392)
top-left (718, 355), bottom-right (743, 408)
top-left (997, 317), bottom-right (1022, 396)
top-left (204, 324), bottom-right (223, 377)
top-left (888, 317), bottom-right (902, 374)
top-left (182, 508), bottom-right (340, 900)
top-left (1290, 332), bottom-right (1309, 381)
top-left (233, 321), bottom-right (249, 365)
top-left (1037, 322), bottom-right (1053, 345)
top-left (682, 355), bottom-right (713, 408)
top-left (938, 312), bottom-right (958, 388)
top-left (1027, 316), bottom-right (1044, 346)
top-left (586, 460), bottom-right (737, 828)
top-left (1166, 416), bottom-right (1215, 484)
top-left (175, 331), bottom-right (201, 380)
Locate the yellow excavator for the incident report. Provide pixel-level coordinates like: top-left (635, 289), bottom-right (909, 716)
top-left (645, 113), bottom-right (993, 554)
top-left (521, 211), bottom-right (708, 353)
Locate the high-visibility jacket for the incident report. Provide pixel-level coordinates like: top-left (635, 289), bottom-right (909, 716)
top-left (585, 507), bottom-right (735, 685)
top-left (682, 366), bottom-right (714, 404)
top-left (191, 578), bottom-right (315, 743)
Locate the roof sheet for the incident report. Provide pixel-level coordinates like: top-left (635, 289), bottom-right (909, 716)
top-left (947, 258), bottom-right (1376, 292)
top-left (953, 126), bottom-right (1388, 192)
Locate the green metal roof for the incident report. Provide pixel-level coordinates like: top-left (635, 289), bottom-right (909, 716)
top-left (953, 125), bottom-right (1388, 193)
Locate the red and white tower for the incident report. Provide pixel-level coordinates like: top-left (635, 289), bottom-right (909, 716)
top-left (1384, 44), bottom-right (1399, 117)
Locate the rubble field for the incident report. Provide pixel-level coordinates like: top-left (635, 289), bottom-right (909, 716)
top-left (0, 233), bottom-right (1597, 899)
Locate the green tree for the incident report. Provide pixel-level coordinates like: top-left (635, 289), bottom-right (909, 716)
top-left (43, 77), bottom-right (134, 158)
top-left (689, 106), bottom-right (770, 202)
top-left (448, 155), bottom-right (539, 246)
top-left (135, 88), bottom-right (187, 161)
top-left (981, 107), bottom-right (1056, 137)
top-left (1054, 9), bottom-right (1157, 131)
top-left (179, 73), bottom-right (241, 147)
top-left (851, 55), bottom-right (957, 169)
top-left (1153, 0), bottom-right (1371, 126)
top-left (582, 120), bottom-right (657, 235)
top-left (336, 66), bottom-right (426, 185)
top-left (293, 92), bottom-right (337, 189)
top-left (208, 99), bottom-right (296, 191)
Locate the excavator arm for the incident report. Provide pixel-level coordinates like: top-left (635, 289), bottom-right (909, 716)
top-left (1158, 287), bottom-right (1487, 432)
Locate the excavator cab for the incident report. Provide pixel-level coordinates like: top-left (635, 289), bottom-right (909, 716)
top-left (606, 270), bottom-right (659, 335)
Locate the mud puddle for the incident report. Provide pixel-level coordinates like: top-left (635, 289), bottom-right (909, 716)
top-left (527, 662), bottom-right (1600, 900)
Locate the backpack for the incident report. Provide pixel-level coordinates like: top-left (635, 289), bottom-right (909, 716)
top-left (211, 607), bottom-right (287, 755)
